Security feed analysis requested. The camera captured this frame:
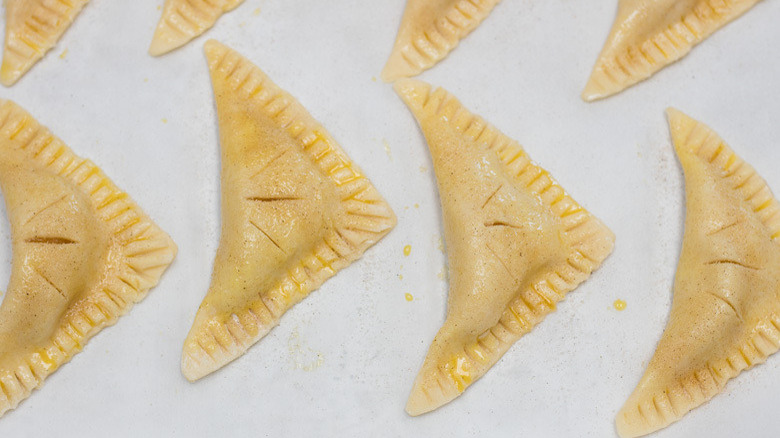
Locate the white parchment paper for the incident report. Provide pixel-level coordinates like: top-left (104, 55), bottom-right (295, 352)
top-left (0, 1), bottom-right (778, 436)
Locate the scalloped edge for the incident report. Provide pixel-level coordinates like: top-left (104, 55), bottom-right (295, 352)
top-left (0, 100), bottom-right (177, 417)
top-left (395, 79), bottom-right (615, 415)
top-left (614, 109), bottom-right (780, 438)
top-left (582, 0), bottom-right (761, 101)
top-left (2, 0), bottom-right (91, 86)
top-left (381, 0), bottom-right (501, 82)
top-left (149, 0), bottom-right (245, 56)
top-left (180, 40), bottom-right (397, 381)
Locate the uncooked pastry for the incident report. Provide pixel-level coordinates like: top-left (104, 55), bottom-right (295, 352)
top-left (616, 109), bottom-right (780, 437)
top-left (150, 0), bottom-right (245, 56)
top-left (181, 40), bottom-right (396, 381)
top-left (381, 0), bottom-right (501, 82)
top-left (394, 78), bottom-right (615, 415)
top-left (583, 0), bottom-right (762, 101)
top-left (0, 100), bottom-right (177, 417)
top-left (2, 0), bottom-right (91, 86)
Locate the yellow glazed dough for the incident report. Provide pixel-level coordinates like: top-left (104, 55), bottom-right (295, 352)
top-left (0, 100), bottom-right (177, 417)
top-left (181, 40), bottom-right (396, 381)
top-left (394, 79), bottom-right (615, 416)
top-left (583, 0), bottom-right (762, 101)
top-left (149, 0), bottom-right (245, 56)
top-left (2, 0), bottom-right (91, 86)
top-left (381, 0), bottom-right (501, 82)
top-left (616, 109), bottom-right (780, 437)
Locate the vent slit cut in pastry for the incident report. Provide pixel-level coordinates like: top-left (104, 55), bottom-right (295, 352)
top-left (181, 40), bottom-right (396, 381)
top-left (0, 100), bottom-right (177, 417)
top-left (582, 0), bottom-right (762, 101)
top-left (381, 0), bottom-right (501, 82)
top-left (150, 0), bottom-right (245, 56)
top-left (394, 79), bottom-right (615, 415)
top-left (2, 0), bottom-right (91, 86)
top-left (616, 109), bottom-right (780, 438)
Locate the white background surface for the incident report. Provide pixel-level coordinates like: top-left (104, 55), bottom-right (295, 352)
top-left (0, 0), bottom-right (778, 436)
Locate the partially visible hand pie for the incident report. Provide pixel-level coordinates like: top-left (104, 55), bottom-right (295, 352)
top-left (0, 100), bottom-right (177, 417)
top-left (2, 0), bottom-right (90, 86)
top-left (583, 0), bottom-right (762, 101)
top-left (394, 79), bottom-right (615, 415)
top-left (616, 109), bottom-right (780, 437)
top-left (381, 0), bottom-right (501, 82)
top-left (149, 0), bottom-right (245, 56)
top-left (181, 40), bottom-right (396, 381)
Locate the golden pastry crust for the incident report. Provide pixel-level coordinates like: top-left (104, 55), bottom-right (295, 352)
top-left (149, 0), bottom-right (245, 56)
top-left (394, 79), bottom-right (615, 416)
top-left (583, 0), bottom-right (762, 101)
top-left (2, 0), bottom-right (91, 86)
top-left (616, 109), bottom-right (780, 438)
top-left (0, 100), bottom-right (177, 417)
top-left (181, 40), bottom-right (396, 381)
top-left (381, 0), bottom-right (501, 82)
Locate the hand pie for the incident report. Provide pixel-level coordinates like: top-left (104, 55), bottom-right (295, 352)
top-left (2, 0), bottom-right (90, 86)
top-left (394, 79), bottom-right (615, 415)
top-left (149, 0), bottom-right (245, 56)
top-left (381, 0), bottom-right (500, 82)
top-left (616, 109), bottom-right (780, 437)
top-left (0, 100), bottom-right (177, 417)
top-left (182, 40), bottom-right (396, 381)
top-left (582, 0), bottom-right (761, 101)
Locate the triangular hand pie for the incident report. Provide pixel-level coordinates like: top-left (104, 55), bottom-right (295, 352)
top-left (582, 0), bottom-right (761, 101)
top-left (381, 0), bottom-right (500, 82)
top-left (149, 0), bottom-right (245, 56)
top-left (616, 110), bottom-right (780, 437)
top-left (0, 100), bottom-right (177, 417)
top-left (2, 0), bottom-right (90, 86)
top-left (617, 110), bottom-right (780, 437)
top-left (182, 40), bottom-right (396, 381)
top-left (394, 79), bottom-right (615, 415)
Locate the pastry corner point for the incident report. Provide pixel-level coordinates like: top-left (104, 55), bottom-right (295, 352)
top-left (203, 38), bottom-right (224, 54)
top-left (381, 45), bottom-right (420, 83)
top-left (405, 384), bottom-right (435, 417)
top-left (581, 74), bottom-right (610, 103)
top-left (181, 343), bottom-right (207, 383)
top-left (0, 61), bottom-right (21, 87)
top-left (149, 33), bottom-right (183, 57)
top-left (665, 107), bottom-right (699, 155)
top-left (615, 409), bottom-right (643, 438)
top-left (392, 78), bottom-right (431, 109)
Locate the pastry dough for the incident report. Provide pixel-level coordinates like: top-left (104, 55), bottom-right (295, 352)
top-left (0, 100), bottom-right (177, 417)
top-left (149, 0), bottom-right (245, 56)
top-left (582, 0), bottom-right (761, 101)
top-left (381, 0), bottom-right (500, 82)
top-left (2, 0), bottom-right (90, 86)
top-left (616, 109), bottom-right (780, 437)
top-left (394, 79), bottom-right (615, 415)
top-left (181, 40), bottom-right (396, 381)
